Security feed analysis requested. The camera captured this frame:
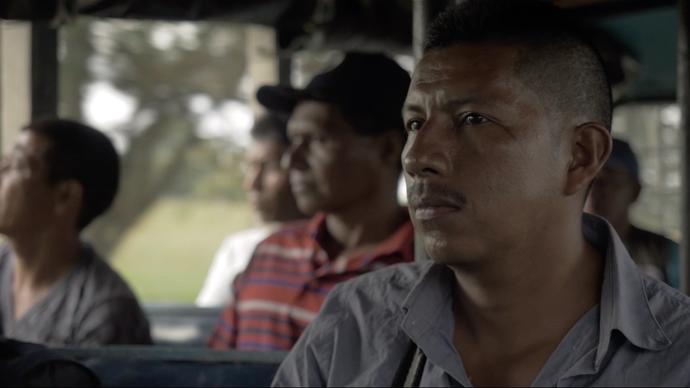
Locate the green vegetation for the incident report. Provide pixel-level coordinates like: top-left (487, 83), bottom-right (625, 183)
top-left (111, 197), bottom-right (254, 303)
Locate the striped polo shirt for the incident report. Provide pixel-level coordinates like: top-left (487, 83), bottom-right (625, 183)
top-left (208, 212), bottom-right (414, 351)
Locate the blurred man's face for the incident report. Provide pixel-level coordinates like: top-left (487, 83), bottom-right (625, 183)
top-left (0, 131), bottom-right (57, 236)
top-left (402, 44), bottom-right (567, 265)
top-left (285, 100), bottom-right (382, 215)
top-left (585, 166), bottom-right (639, 226)
top-left (243, 137), bottom-right (298, 223)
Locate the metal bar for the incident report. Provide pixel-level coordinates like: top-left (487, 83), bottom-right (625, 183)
top-left (679, 0), bottom-right (690, 293)
top-left (0, 21), bottom-right (31, 153)
top-left (412, 0), bottom-right (431, 60)
top-left (412, 0), bottom-right (433, 262)
top-left (278, 52), bottom-right (292, 86)
top-left (411, 0), bottom-right (447, 262)
top-left (274, 28), bottom-right (292, 86)
top-left (30, 21), bottom-right (58, 119)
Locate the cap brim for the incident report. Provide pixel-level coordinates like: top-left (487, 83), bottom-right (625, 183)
top-left (257, 85), bottom-right (313, 113)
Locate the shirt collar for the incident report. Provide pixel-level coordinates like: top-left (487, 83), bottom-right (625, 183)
top-left (307, 212), bottom-right (328, 241)
top-left (585, 213), bottom-right (672, 368)
top-left (366, 220), bottom-right (414, 260)
top-left (399, 214), bottom-right (673, 372)
top-left (400, 262), bottom-right (470, 385)
top-left (400, 262), bottom-right (451, 335)
top-left (306, 212), bottom-right (415, 262)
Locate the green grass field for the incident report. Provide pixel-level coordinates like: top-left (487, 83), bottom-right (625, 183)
top-left (111, 197), bottom-right (255, 304)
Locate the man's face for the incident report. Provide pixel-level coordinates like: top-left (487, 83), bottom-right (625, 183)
top-left (286, 100), bottom-right (381, 215)
top-left (0, 131), bottom-right (57, 236)
top-left (585, 166), bottom-right (639, 224)
top-left (243, 138), bottom-right (295, 222)
top-left (402, 44), bottom-right (567, 265)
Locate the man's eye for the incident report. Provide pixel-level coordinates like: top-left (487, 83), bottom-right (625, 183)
top-left (312, 135), bottom-right (329, 143)
top-left (290, 135), bottom-right (308, 148)
top-left (461, 113), bottom-right (489, 126)
top-left (406, 120), bottom-right (423, 132)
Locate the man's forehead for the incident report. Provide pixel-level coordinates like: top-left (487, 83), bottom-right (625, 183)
top-left (407, 44), bottom-right (535, 108)
top-left (12, 132), bottom-right (48, 161)
top-left (246, 139), bottom-right (284, 159)
top-left (288, 101), bottom-right (348, 135)
top-left (413, 44), bottom-right (519, 83)
top-left (289, 101), bottom-right (329, 124)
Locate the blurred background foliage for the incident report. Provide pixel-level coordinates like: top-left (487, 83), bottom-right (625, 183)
top-left (54, 16), bottom-right (682, 304)
top-left (58, 18), bottom-right (257, 302)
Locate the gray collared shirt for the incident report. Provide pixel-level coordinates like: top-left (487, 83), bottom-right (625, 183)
top-left (272, 215), bottom-right (690, 387)
top-left (0, 243), bottom-right (151, 346)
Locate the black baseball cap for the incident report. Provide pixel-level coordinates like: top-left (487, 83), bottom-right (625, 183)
top-left (257, 51), bottom-right (411, 135)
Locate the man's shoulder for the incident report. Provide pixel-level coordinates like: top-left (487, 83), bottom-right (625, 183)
top-left (216, 226), bottom-right (276, 255)
top-left (222, 226), bottom-right (274, 243)
top-left (74, 244), bottom-right (151, 343)
top-left (258, 219), bottom-right (312, 244)
top-left (317, 262), bottom-right (429, 323)
top-left (298, 262), bottom-right (426, 348)
top-left (251, 219), bottom-right (315, 259)
top-left (333, 261), bottom-right (427, 298)
top-left (77, 244), bottom-right (141, 303)
top-left (274, 263), bottom-right (427, 386)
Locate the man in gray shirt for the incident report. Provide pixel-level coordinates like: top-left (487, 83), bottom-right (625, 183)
top-left (273, 1), bottom-right (690, 386)
top-left (0, 118), bottom-right (150, 346)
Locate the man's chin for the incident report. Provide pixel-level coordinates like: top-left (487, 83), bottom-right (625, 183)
top-left (423, 238), bottom-right (483, 267)
top-left (294, 195), bottom-right (324, 216)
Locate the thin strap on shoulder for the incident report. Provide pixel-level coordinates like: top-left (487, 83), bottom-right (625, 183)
top-left (391, 341), bottom-right (427, 387)
top-left (403, 346), bottom-right (426, 387)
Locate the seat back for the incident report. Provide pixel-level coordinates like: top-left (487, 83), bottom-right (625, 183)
top-left (144, 304), bottom-right (222, 346)
top-left (53, 346), bottom-right (286, 387)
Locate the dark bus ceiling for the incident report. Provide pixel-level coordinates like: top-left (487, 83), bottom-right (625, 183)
top-left (0, 0), bottom-right (681, 103)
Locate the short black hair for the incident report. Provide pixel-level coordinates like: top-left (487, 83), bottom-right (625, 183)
top-left (251, 113), bottom-right (289, 146)
top-left (425, 0), bottom-right (612, 130)
top-left (24, 118), bottom-right (120, 230)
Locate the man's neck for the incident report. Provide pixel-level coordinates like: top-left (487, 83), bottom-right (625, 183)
top-left (450, 215), bottom-right (604, 386)
top-left (10, 230), bottom-right (81, 291)
top-left (323, 193), bottom-right (405, 259)
top-left (611, 217), bottom-right (632, 241)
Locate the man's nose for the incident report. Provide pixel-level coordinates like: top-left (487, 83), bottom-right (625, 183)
top-left (243, 167), bottom-right (262, 192)
top-left (285, 140), bottom-right (308, 171)
top-left (402, 121), bottom-right (451, 178)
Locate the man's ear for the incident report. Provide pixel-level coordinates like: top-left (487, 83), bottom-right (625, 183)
top-left (632, 181), bottom-right (642, 202)
top-left (375, 131), bottom-right (405, 168)
top-left (564, 123), bottom-right (612, 196)
top-left (53, 180), bottom-right (83, 219)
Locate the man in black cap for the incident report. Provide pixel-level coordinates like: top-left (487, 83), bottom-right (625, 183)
top-left (208, 52), bottom-right (414, 351)
top-left (586, 138), bottom-right (680, 287)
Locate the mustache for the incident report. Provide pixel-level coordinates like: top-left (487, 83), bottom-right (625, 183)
top-left (407, 182), bottom-right (467, 208)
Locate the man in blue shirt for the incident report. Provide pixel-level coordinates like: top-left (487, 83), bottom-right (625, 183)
top-left (272, 1), bottom-right (690, 386)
